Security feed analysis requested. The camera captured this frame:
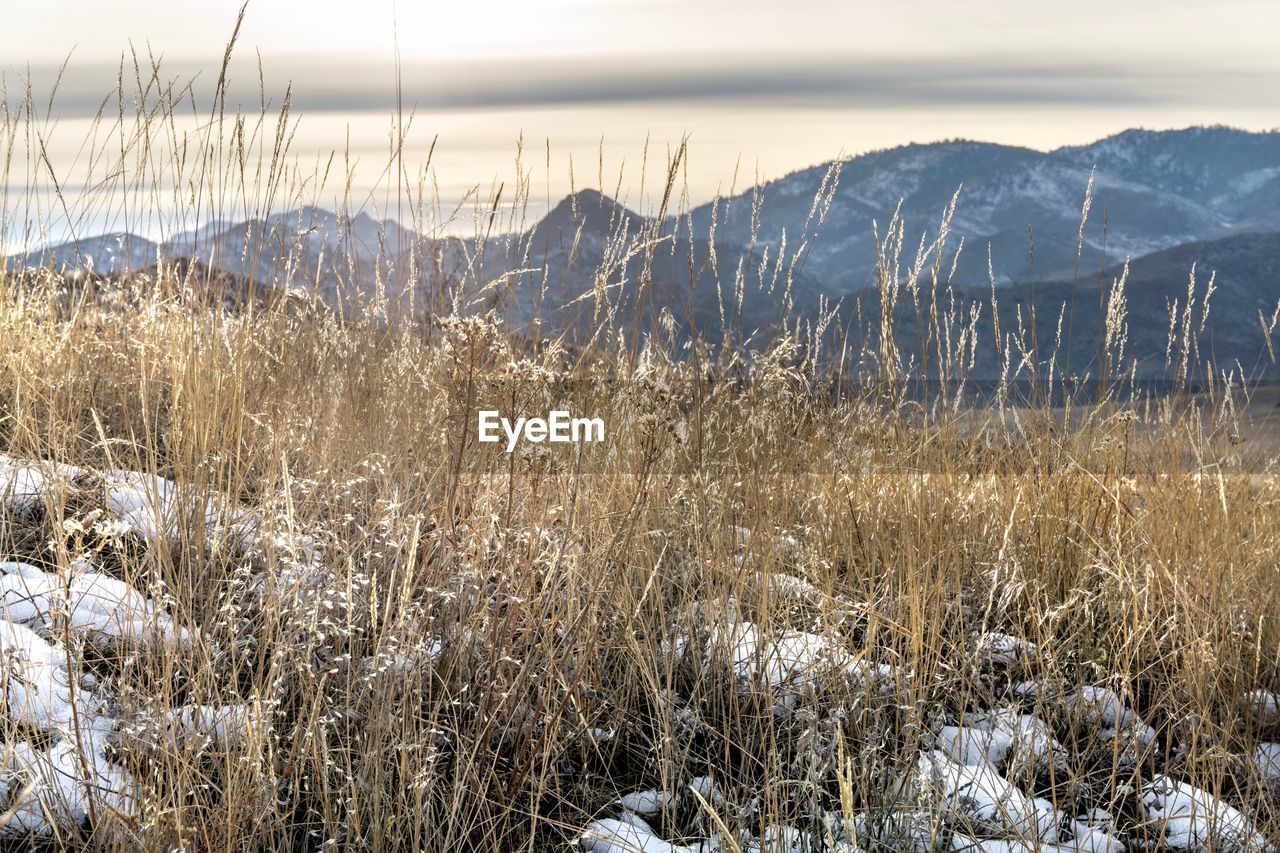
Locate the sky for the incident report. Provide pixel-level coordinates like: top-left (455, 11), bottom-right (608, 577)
top-left (2, 0), bottom-right (1278, 237)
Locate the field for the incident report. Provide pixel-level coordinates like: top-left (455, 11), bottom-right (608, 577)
top-left (2, 44), bottom-right (1280, 853)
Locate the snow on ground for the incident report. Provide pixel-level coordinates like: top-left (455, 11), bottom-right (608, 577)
top-left (827, 808), bottom-right (938, 851)
top-left (687, 776), bottom-right (723, 806)
top-left (1068, 686), bottom-right (1157, 747)
top-left (579, 817), bottom-right (696, 852)
top-left (670, 600), bottom-right (897, 713)
top-left (916, 748), bottom-right (1130, 851)
top-left (973, 633), bottom-right (1040, 670)
top-left (950, 834), bottom-right (1041, 851)
top-left (1, 453), bottom-right (313, 565)
top-left (580, 799), bottom-right (828, 853)
top-left (0, 455), bottom-right (81, 515)
top-left (0, 618), bottom-right (96, 728)
top-left (0, 560), bottom-right (193, 647)
top-left (1243, 691), bottom-right (1280, 727)
top-left (121, 703), bottom-right (261, 752)
top-left (936, 706), bottom-right (1068, 777)
top-left (758, 825), bottom-right (819, 852)
top-left (1068, 820), bottom-right (1127, 852)
top-left (0, 613), bottom-right (137, 838)
top-left (621, 789), bottom-right (681, 816)
top-left (1253, 743), bottom-right (1280, 783)
top-left (0, 727), bottom-right (138, 838)
top-left (0, 456), bottom-right (283, 838)
top-left (3, 459), bottom-right (1279, 849)
top-left (1140, 775), bottom-right (1273, 851)
top-left (100, 467), bottom-right (265, 555)
top-left (949, 833), bottom-right (1123, 852)
top-left (656, 600), bottom-right (1278, 852)
top-left (915, 750), bottom-right (1064, 842)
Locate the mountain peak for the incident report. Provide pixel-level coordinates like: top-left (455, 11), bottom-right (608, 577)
top-left (534, 190), bottom-right (640, 240)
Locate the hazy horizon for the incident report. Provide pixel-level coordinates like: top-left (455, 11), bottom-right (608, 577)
top-left (3, 0), bottom-right (1278, 244)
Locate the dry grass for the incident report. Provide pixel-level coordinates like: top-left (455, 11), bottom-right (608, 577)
top-left (0, 36), bottom-right (1279, 853)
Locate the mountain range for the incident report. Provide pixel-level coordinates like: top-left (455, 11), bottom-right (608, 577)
top-left (7, 126), bottom-right (1280, 378)
top-left (695, 125), bottom-right (1280, 289)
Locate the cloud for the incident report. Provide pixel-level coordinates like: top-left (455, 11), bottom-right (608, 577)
top-left (6, 52), bottom-right (1276, 119)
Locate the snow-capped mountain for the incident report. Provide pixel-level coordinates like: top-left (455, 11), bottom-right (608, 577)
top-left (6, 127), bottom-right (1280, 359)
top-left (1056, 126), bottom-right (1280, 210)
top-left (8, 233), bottom-right (161, 276)
top-left (164, 206), bottom-right (433, 310)
top-left (685, 126), bottom-right (1280, 289)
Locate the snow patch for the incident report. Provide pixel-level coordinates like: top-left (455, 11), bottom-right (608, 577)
top-left (620, 789), bottom-right (680, 816)
top-left (579, 818), bottom-right (694, 852)
top-left (936, 707), bottom-right (1067, 777)
top-left (1140, 774), bottom-right (1272, 851)
top-left (915, 750), bottom-right (1064, 841)
top-left (1068, 686), bottom-right (1155, 746)
top-left (1242, 690), bottom-right (1280, 726)
top-left (0, 560), bottom-right (193, 648)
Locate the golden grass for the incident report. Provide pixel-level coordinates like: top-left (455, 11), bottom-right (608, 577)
top-left (0, 33), bottom-right (1279, 852)
top-left (0, 265), bottom-right (1277, 849)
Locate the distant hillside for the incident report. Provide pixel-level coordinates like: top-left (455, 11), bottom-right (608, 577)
top-left (3, 257), bottom-right (281, 313)
top-left (841, 231), bottom-right (1280, 381)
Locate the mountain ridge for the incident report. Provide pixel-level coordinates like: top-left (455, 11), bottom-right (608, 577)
top-left (7, 125), bottom-right (1279, 367)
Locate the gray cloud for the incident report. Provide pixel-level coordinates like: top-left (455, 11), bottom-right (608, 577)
top-left (6, 53), bottom-right (1276, 118)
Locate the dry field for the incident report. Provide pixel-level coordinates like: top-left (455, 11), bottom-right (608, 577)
top-left (0, 273), bottom-right (1278, 851)
top-left (1, 38), bottom-right (1280, 852)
